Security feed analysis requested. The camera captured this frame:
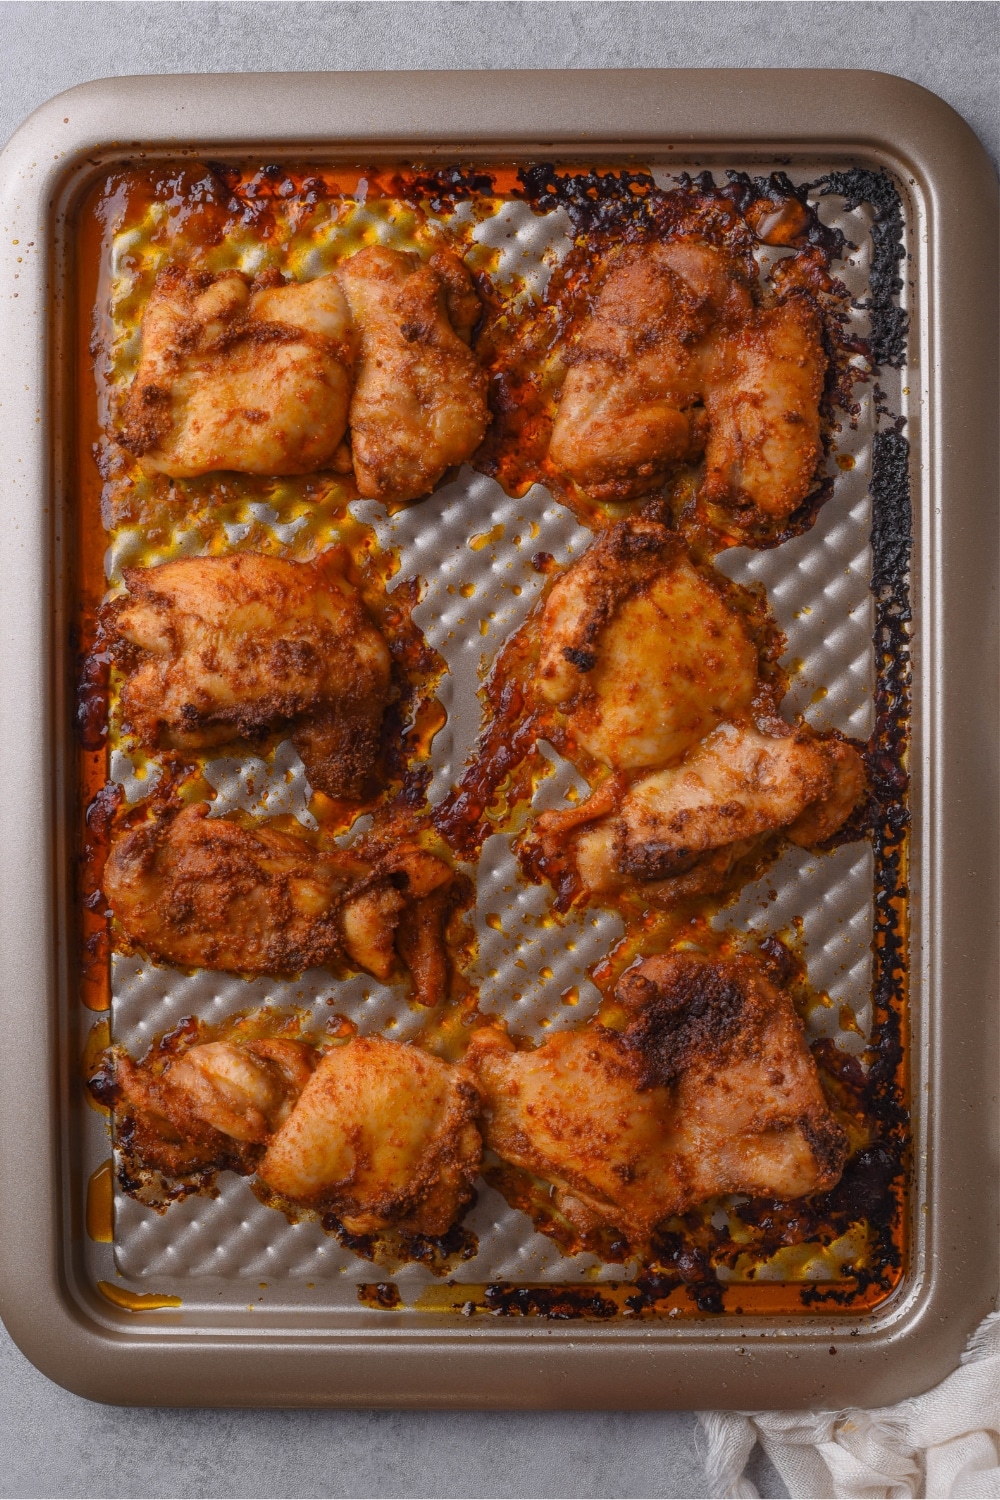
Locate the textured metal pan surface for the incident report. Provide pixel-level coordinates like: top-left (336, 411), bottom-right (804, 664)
top-left (90, 165), bottom-right (883, 1308)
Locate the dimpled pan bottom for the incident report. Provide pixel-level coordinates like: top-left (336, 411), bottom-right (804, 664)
top-left (79, 163), bottom-right (890, 1313)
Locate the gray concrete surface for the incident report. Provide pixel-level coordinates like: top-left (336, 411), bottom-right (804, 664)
top-left (0, 0), bottom-right (997, 171)
top-left (0, 4), bottom-right (995, 1497)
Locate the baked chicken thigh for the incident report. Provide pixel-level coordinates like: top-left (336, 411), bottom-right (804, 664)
top-left (467, 950), bottom-right (847, 1241)
top-left (120, 266), bottom-right (355, 477)
top-left (107, 1032), bottom-right (482, 1236)
top-left (335, 246), bottom-right (489, 504)
top-left (107, 552), bottom-right (393, 801)
top-left (258, 1036), bottom-right (482, 1234)
top-left (701, 295), bottom-right (826, 519)
top-left (536, 721), bottom-right (866, 908)
top-left (548, 238), bottom-right (825, 518)
top-left (104, 802), bottom-right (457, 1002)
top-left (530, 515), bottom-right (864, 909)
top-left (535, 517), bottom-right (759, 770)
top-left (113, 1037), bottom-right (316, 1177)
top-left (549, 240), bottom-right (752, 502)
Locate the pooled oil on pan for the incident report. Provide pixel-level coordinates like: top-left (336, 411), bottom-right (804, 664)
top-left (75, 158), bottom-right (911, 1320)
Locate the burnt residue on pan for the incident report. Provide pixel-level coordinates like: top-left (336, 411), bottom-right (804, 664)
top-left (357, 1281), bottom-right (404, 1311)
top-left (819, 168), bottom-right (909, 370)
top-left (328, 1215), bottom-right (481, 1279)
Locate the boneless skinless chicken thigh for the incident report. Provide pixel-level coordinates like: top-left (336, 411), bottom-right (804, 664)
top-left (536, 517), bottom-right (760, 770)
top-left (120, 267), bottom-right (356, 477)
top-left (110, 1032), bottom-right (482, 1236)
top-left (532, 516), bottom-right (866, 905)
top-left (103, 802), bottom-right (458, 1005)
top-left (258, 1037), bottom-right (482, 1235)
top-left (542, 721), bottom-right (867, 908)
top-left (107, 552), bottom-right (392, 801)
top-left (467, 951), bottom-right (848, 1241)
top-left (336, 246), bottom-right (489, 503)
top-left (105, 949), bottom-right (844, 1243)
top-left (114, 1037), bottom-right (317, 1177)
top-left (119, 248), bottom-right (488, 503)
top-left (549, 238), bottom-right (825, 517)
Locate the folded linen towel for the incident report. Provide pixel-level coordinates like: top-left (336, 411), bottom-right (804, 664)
top-left (698, 1311), bottom-right (1000, 1498)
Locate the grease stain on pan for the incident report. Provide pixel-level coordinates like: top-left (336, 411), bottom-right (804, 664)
top-left (97, 1281), bottom-right (182, 1312)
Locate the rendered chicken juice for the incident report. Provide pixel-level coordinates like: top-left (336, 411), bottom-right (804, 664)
top-left (74, 157), bottom-right (910, 1320)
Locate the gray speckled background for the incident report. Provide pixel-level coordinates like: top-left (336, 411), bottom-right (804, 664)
top-left (0, 5), bottom-right (995, 1497)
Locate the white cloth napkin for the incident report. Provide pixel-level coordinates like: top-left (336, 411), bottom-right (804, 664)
top-left (697, 1311), bottom-right (1000, 1498)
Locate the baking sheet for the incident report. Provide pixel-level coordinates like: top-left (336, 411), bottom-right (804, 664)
top-left (0, 62), bottom-right (992, 1411)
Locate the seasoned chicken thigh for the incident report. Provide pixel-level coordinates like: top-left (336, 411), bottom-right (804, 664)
top-left (469, 1023), bottom-right (680, 1242)
top-left (104, 801), bottom-right (456, 1000)
top-left (549, 240), bottom-right (752, 502)
top-left (108, 552), bottom-right (392, 801)
top-left (618, 721), bottom-right (832, 867)
top-left (120, 266), bottom-right (355, 477)
top-left (104, 1030), bottom-right (481, 1238)
top-left (536, 722), bottom-right (866, 908)
top-left (112, 1037), bottom-right (315, 1177)
top-left (162, 1038), bottom-right (314, 1139)
top-left (258, 1036), bottom-right (482, 1235)
top-left (335, 246), bottom-right (488, 504)
top-left (535, 518), bottom-right (759, 769)
top-left (548, 238), bottom-right (826, 518)
top-left (702, 295), bottom-right (825, 517)
top-left (467, 951), bottom-right (847, 1241)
